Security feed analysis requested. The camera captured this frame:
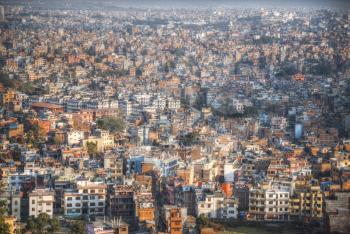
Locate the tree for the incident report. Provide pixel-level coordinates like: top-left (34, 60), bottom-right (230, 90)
top-left (69, 221), bottom-right (86, 234)
top-left (86, 141), bottom-right (98, 157)
top-left (26, 213), bottom-right (60, 234)
top-left (25, 124), bottom-right (46, 147)
top-left (0, 200), bottom-right (10, 234)
top-left (48, 217), bottom-right (60, 233)
top-left (0, 72), bottom-right (15, 88)
top-left (196, 214), bottom-right (209, 228)
top-left (178, 132), bottom-right (199, 146)
top-left (96, 116), bottom-right (125, 133)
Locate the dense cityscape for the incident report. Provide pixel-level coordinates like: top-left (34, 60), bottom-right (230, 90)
top-left (0, 0), bottom-right (349, 233)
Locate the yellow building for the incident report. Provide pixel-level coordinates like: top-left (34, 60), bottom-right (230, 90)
top-left (4, 216), bottom-right (17, 234)
top-left (289, 185), bottom-right (323, 222)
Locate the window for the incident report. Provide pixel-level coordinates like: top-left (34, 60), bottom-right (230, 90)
top-left (67, 204), bottom-right (72, 207)
top-left (67, 197), bottom-right (72, 201)
top-left (83, 189), bottom-right (88, 193)
top-left (76, 197), bottom-right (81, 200)
top-left (32, 208), bottom-right (35, 211)
top-left (32, 200), bottom-right (35, 204)
top-left (98, 202), bottom-right (104, 206)
top-left (98, 189), bottom-right (103, 193)
top-left (76, 203), bottom-right (81, 207)
top-left (90, 202), bottom-right (95, 207)
top-left (90, 196), bottom-right (95, 200)
top-left (14, 209), bottom-right (18, 212)
top-left (269, 194), bottom-right (273, 198)
top-left (90, 190), bottom-right (95, 193)
top-left (14, 201), bottom-right (18, 205)
top-left (83, 196), bottom-right (88, 200)
top-left (269, 208), bottom-right (273, 211)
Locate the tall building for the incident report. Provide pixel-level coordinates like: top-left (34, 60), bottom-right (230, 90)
top-left (163, 206), bottom-right (187, 234)
top-left (248, 187), bottom-right (290, 221)
top-left (63, 179), bottom-right (107, 217)
top-left (289, 185), bottom-right (323, 221)
top-left (107, 185), bottom-right (136, 226)
top-left (0, 190), bottom-right (22, 221)
top-left (104, 150), bottom-right (124, 179)
top-left (29, 189), bottom-right (55, 218)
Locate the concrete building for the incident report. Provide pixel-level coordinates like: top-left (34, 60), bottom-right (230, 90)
top-left (29, 189), bottom-right (55, 218)
top-left (248, 187), bottom-right (289, 221)
top-left (197, 191), bottom-right (238, 219)
top-left (325, 192), bottom-right (350, 234)
top-left (163, 206), bottom-right (187, 234)
top-left (104, 151), bottom-right (124, 179)
top-left (107, 185), bottom-right (136, 226)
top-left (289, 185), bottom-right (323, 221)
top-left (63, 179), bottom-right (107, 217)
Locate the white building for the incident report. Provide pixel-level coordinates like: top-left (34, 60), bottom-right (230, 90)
top-left (248, 186), bottom-right (290, 221)
top-left (197, 192), bottom-right (238, 219)
top-left (63, 179), bottom-right (107, 217)
top-left (29, 189), bottom-right (55, 218)
top-left (67, 130), bottom-right (84, 146)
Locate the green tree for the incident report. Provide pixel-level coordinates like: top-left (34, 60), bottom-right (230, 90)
top-left (48, 217), bottom-right (60, 233)
top-left (96, 116), bottom-right (125, 133)
top-left (69, 220), bottom-right (86, 234)
top-left (196, 214), bottom-right (209, 228)
top-left (0, 72), bottom-right (15, 88)
top-left (0, 200), bottom-right (10, 234)
top-left (26, 213), bottom-right (60, 234)
top-left (86, 141), bottom-right (98, 157)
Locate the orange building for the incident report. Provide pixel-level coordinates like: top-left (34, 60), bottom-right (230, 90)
top-left (137, 207), bottom-right (155, 222)
top-left (169, 208), bottom-right (183, 234)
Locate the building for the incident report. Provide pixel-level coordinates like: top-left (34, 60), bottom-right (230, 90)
top-left (325, 192), bottom-right (350, 234)
top-left (104, 151), bottom-right (124, 179)
top-left (0, 190), bottom-right (22, 221)
top-left (107, 185), bottom-right (136, 226)
top-left (248, 187), bottom-right (289, 221)
top-left (67, 130), bottom-right (84, 146)
top-left (135, 192), bottom-right (155, 224)
top-left (63, 179), bottom-right (107, 217)
top-left (164, 206), bottom-right (187, 234)
top-left (29, 189), bottom-right (55, 218)
top-left (196, 191), bottom-right (238, 219)
top-left (289, 185), bottom-right (323, 222)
